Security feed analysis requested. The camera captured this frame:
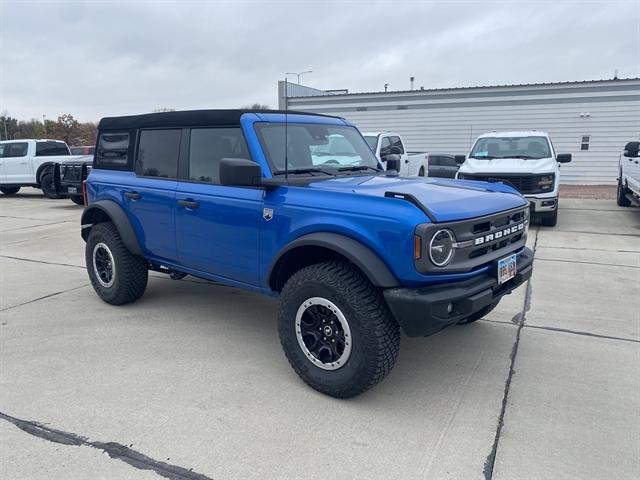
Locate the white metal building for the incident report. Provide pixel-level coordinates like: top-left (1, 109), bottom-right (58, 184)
top-left (278, 78), bottom-right (640, 184)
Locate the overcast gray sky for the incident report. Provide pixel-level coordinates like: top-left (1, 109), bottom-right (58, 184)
top-left (1, 0), bottom-right (638, 122)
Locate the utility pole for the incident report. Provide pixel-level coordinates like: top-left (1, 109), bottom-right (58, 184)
top-left (42, 114), bottom-right (47, 137)
top-left (2, 117), bottom-right (7, 140)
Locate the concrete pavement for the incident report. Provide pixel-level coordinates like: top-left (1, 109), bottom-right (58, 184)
top-left (1, 189), bottom-right (638, 479)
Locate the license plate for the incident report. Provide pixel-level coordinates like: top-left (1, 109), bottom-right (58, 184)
top-left (67, 186), bottom-right (77, 194)
top-left (498, 254), bottom-right (517, 285)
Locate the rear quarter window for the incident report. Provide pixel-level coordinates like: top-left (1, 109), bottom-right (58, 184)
top-left (35, 141), bottom-right (70, 156)
top-left (95, 132), bottom-right (132, 169)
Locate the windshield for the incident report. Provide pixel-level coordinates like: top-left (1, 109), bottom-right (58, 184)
top-left (470, 136), bottom-right (551, 159)
top-left (256, 123), bottom-right (380, 174)
top-left (364, 135), bottom-right (378, 151)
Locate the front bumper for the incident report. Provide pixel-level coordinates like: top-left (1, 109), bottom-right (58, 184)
top-left (527, 195), bottom-right (558, 213)
top-left (383, 247), bottom-right (533, 337)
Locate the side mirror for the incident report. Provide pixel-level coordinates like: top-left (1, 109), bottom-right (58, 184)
top-left (556, 153), bottom-right (572, 163)
top-left (454, 155), bottom-right (466, 165)
top-left (219, 158), bottom-right (262, 186)
top-left (385, 154), bottom-right (401, 176)
top-left (624, 141), bottom-right (640, 158)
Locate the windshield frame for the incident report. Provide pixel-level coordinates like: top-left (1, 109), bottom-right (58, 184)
top-left (255, 122), bottom-right (382, 177)
top-left (470, 135), bottom-right (552, 160)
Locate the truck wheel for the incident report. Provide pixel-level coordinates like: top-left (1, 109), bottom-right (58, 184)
top-left (278, 261), bottom-right (400, 398)
top-left (418, 167), bottom-right (425, 177)
top-left (70, 195), bottom-right (84, 205)
top-left (541, 208), bottom-right (558, 227)
top-left (457, 301), bottom-right (499, 325)
top-left (0, 186), bottom-right (20, 195)
top-left (40, 173), bottom-right (62, 199)
top-left (617, 177), bottom-right (631, 207)
top-left (86, 222), bottom-right (148, 305)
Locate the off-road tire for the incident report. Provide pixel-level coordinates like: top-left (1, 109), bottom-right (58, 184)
top-left (617, 177), bottom-right (632, 207)
top-left (541, 208), bottom-right (558, 227)
top-left (0, 186), bottom-right (20, 195)
top-left (41, 173), bottom-right (62, 199)
top-left (86, 222), bottom-right (148, 305)
top-left (457, 300), bottom-right (499, 325)
top-left (70, 195), bottom-right (84, 205)
top-left (278, 261), bottom-right (400, 398)
top-left (418, 166), bottom-right (425, 177)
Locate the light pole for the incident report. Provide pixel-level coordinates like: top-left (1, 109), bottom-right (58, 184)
top-left (42, 114), bottom-right (47, 137)
top-left (285, 70), bottom-right (313, 84)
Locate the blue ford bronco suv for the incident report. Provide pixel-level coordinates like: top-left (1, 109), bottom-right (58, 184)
top-left (81, 109), bottom-right (533, 398)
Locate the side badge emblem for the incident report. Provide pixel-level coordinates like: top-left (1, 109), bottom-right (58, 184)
top-left (263, 208), bottom-right (274, 221)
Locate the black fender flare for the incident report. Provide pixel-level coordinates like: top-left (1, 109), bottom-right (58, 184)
top-left (35, 162), bottom-right (56, 186)
top-left (268, 232), bottom-right (399, 289)
top-left (80, 200), bottom-right (143, 256)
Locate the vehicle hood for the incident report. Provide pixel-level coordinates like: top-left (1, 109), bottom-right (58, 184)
top-left (308, 175), bottom-right (527, 222)
top-left (458, 157), bottom-right (557, 175)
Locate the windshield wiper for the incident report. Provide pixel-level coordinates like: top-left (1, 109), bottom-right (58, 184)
top-left (273, 168), bottom-right (335, 176)
top-left (337, 165), bottom-right (381, 173)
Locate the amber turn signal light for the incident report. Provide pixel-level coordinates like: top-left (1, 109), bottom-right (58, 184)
top-left (414, 235), bottom-right (422, 260)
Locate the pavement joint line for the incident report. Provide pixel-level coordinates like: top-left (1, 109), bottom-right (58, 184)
top-left (483, 227), bottom-right (538, 480)
top-left (534, 257), bottom-right (640, 269)
top-left (0, 220), bottom-right (74, 233)
top-left (523, 324), bottom-right (640, 344)
top-left (558, 207), bottom-right (630, 212)
top-left (0, 254), bottom-right (85, 269)
top-left (536, 245), bottom-right (640, 254)
top-left (544, 229), bottom-right (640, 238)
top-left (0, 284), bottom-right (90, 312)
top-left (0, 411), bottom-right (213, 480)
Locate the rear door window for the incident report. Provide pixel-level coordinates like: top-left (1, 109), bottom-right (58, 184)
top-left (35, 141), bottom-right (69, 156)
top-left (2, 142), bottom-right (28, 157)
top-left (136, 129), bottom-right (181, 178)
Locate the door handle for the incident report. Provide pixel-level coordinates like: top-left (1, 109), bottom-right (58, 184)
top-left (177, 199), bottom-right (199, 209)
top-left (124, 191), bottom-right (140, 200)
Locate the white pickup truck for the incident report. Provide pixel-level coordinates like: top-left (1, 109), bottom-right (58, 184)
top-left (362, 132), bottom-right (428, 176)
top-left (617, 141), bottom-right (640, 206)
top-left (0, 139), bottom-right (86, 198)
top-left (456, 131), bottom-right (572, 227)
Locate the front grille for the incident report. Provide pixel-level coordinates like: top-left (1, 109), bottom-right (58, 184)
top-left (459, 173), bottom-right (553, 194)
top-left (61, 165), bottom-right (83, 182)
top-left (415, 205), bottom-right (529, 274)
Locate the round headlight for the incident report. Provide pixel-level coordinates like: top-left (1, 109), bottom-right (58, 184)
top-left (429, 229), bottom-right (455, 266)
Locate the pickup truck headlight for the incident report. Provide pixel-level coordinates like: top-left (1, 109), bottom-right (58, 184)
top-left (537, 174), bottom-right (555, 191)
top-left (429, 229), bottom-right (455, 266)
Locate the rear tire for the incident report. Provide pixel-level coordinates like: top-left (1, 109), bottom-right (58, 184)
top-left (70, 195), bottom-right (84, 205)
top-left (278, 261), bottom-right (400, 398)
top-left (0, 186), bottom-right (20, 195)
top-left (41, 173), bottom-right (62, 199)
top-left (86, 222), bottom-right (148, 305)
top-left (458, 301), bottom-right (499, 325)
top-left (541, 208), bottom-right (558, 227)
top-left (617, 177), bottom-right (632, 207)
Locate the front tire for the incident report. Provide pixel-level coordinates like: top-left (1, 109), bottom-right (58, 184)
top-left (40, 173), bottom-right (62, 199)
top-left (617, 177), bottom-right (632, 207)
top-left (278, 261), bottom-right (400, 398)
top-left (541, 208), bottom-right (558, 227)
top-left (0, 186), bottom-right (20, 195)
top-left (70, 195), bottom-right (84, 205)
top-left (86, 222), bottom-right (148, 305)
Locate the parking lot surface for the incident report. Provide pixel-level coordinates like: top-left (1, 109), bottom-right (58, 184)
top-left (1, 189), bottom-right (639, 480)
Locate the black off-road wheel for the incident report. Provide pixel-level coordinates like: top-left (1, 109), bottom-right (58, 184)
top-left (541, 208), bottom-right (558, 227)
top-left (457, 301), bottom-right (500, 325)
top-left (617, 177), bottom-right (631, 207)
top-left (40, 173), bottom-right (62, 199)
top-left (70, 195), bottom-right (84, 205)
top-left (0, 186), bottom-right (20, 195)
top-left (278, 261), bottom-right (400, 398)
top-left (86, 222), bottom-right (148, 305)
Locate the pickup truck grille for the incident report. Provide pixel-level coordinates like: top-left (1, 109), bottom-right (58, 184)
top-left (60, 165), bottom-right (84, 182)
top-left (414, 206), bottom-right (529, 274)
top-left (458, 173), bottom-right (553, 195)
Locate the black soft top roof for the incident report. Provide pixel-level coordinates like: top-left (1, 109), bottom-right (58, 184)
top-left (98, 109), bottom-right (338, 131)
